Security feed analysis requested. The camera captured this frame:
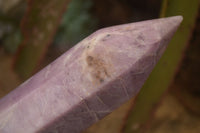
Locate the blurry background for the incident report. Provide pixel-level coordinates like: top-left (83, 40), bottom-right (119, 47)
top-left (0, 0), bottom-right (199, 132)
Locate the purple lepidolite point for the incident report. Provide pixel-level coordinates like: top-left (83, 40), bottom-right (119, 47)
top-left (0, 16), bottom-right (182, 133)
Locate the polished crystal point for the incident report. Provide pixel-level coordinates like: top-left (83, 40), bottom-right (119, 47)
top-left (0, 16), bottom-right (182, 133)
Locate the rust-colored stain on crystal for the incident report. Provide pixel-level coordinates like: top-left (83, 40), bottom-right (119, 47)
top-left (86, 55), bottom-right (110, 84)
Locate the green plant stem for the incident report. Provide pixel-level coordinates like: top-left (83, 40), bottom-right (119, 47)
top-left (14, 0), bottom-right (71, 79)
top-left (122, 0), bottom-right (200, 132)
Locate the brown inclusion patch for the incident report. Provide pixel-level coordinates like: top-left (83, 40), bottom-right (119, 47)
top-left (86, 55), bottom-right (110, 84)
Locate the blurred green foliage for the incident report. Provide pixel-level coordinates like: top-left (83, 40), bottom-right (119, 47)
top-left (0, 16), bottom-right (22, 53)
top-left (0, 0), bottom-right (25, 54)
top-left (54, 0), bottom-right (98, 47)
top-left (3, 29), bottom-right (22, 53)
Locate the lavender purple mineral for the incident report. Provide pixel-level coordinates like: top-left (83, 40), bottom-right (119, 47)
top-left (0, 16), bottom-right (183, 133)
